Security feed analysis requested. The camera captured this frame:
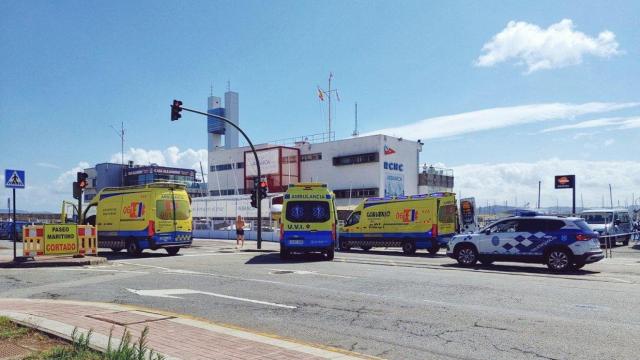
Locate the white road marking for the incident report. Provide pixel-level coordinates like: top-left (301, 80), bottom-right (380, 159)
top-left (126, 288), bottom-right (297, 309)
top-left (268, 269), bottom-right (354, 279)
top-left (13, 267), bottom-right (147, 274)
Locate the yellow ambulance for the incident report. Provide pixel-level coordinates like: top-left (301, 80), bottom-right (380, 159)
top-left (280, 183), bottom-right (337, 260)
top-left (339, 193), bottom-right (458, 255)
top-left (83, 183), bottom-right (192, 256)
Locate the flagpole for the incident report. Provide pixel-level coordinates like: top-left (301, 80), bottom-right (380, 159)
top-left (328, 72), bottom-right (332, 139)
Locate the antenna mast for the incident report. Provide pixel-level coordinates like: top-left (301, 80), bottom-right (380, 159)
top-left (110, 122), bottom-right (125, 184)
top-left (352, 102), bottom-right (359, 136)
top-left (318, 73), bottom-right (339, 141)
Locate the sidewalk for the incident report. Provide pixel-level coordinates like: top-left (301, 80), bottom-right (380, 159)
top-left (0, 255), bottom-right (107, 268)
top-left (0, 299), bottom-right (372, 360)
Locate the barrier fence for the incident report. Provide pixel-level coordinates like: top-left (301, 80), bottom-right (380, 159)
top-left (192, 196), bottom-right (280, 242)
top-left (21, 224), bottom-right (98, 257)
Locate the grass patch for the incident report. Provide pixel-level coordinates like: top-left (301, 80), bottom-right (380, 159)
top-left (1, 317), bottom-right (163, 360)
top-left (0, 316), bottom-right (30, 339)
top-left (24, 327), bottom-right (165, 360)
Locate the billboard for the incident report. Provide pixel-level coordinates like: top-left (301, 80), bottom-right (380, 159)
top-left (384, 174), bottom-right (404, 197)
top-left (554, 175), bottom-right (575, 189)
top-left (245, 148), bottom-right (280, 176)
top-left (459, 197), bottom-right (477, 233)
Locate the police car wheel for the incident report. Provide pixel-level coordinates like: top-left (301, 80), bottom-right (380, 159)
top-left (111, 247), bottom-right (123, 253)
top-left (166, 247), bottom-right (180, 256)
top-left (361, 246), bottom-right (372, 251)
top-left (546, 249), bottom-right (571, 272)
top-left (456, 245), bottom-right (477, 266)
top-left (623, 236), bottom-right (630, 246)
top-left (402, 241), bottom-right (416, 255)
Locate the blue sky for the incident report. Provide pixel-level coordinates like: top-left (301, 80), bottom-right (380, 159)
top-left (1, 0), bottom-right (639, 210)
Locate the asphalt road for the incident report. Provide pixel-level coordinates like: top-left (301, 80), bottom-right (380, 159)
top-left (1, 239), bottom-right (639, 360)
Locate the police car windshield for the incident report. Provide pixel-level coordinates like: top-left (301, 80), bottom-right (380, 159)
top-left (581, 213), bottom-right (612, 224)
top-left (286, 201), bottom-right (331, 223)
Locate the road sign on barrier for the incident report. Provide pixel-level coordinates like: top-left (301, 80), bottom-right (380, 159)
top-left (43, 224), bottom-right (78, 255)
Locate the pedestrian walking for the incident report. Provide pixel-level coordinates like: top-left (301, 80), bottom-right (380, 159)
top-left (236, 215), bottom-right (245, 249)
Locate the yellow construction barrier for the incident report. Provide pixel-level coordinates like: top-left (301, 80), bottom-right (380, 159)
top-left (21, 224), bottom-right (98, 257)
top-left (22, 225), bottom-right (44, 257)
top-left (77, 225), bottom-right (98, 256)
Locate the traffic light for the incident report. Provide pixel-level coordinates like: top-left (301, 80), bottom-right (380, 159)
top-left (259, 180), bottom-right (268, 199)
top-left (171, 99), bottom-right (183, 121)
top-left (250, 190), bottom-right (257, 208)
top-left (73, 182), bottom-right (81, 200)
top-left (77, 172), bottom-right (89, 189)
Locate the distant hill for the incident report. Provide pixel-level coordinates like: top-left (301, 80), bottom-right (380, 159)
top-left (0, 208), bottom-right (54, 214)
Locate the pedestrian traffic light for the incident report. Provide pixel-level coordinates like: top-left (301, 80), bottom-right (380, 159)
top-left (259, 181), bottom-right (268, 199)
top-left (73, 182), bottom-right (81, 200)
top-left (171, 100), bottom-right (183, 121)
top-left (250, 190), bottom-right (257, 208)
top-left (77, 172), bottom-right (89, 189)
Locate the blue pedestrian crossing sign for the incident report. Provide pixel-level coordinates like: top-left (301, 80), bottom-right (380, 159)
top-left (5, 169), bottom-right (26, 189)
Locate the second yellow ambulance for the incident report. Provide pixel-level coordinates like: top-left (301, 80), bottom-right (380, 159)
top-left (339, 193), bottom-right (458, 255)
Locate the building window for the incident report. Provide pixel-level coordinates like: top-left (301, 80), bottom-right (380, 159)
top-left (211, 163), bottom-right (241, 172)
top-left (301, 153), bottom-right (322, 162)
top-left (209, 189), bottom-right (240, 196)
top-left (332, 152), bottom-right (379, 166)
top-left (333, 188), bottom-right (379, 199)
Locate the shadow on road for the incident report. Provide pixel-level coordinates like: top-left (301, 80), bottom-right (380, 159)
top-left (339, 248), bottom-right (448, 258)
top-left (99, 250), bottom-right (177, 261)
top-left (439, 262), bottom-right (600, 276)
top-left (245, 252), bottom-right (330, 265)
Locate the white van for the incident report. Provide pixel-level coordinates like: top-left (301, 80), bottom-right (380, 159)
top-left (580, 209), bottom-right (633, 246)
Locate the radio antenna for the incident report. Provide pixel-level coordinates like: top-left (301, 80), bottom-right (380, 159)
top-left (352, 102), bottom-right (359, 137)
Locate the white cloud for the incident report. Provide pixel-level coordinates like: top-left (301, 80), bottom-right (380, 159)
top-left (476, 19), bottom-right (621, 73)
top-left (36, 162), bottom-right (60, 169)
top-left (603, 138), bottom-right (615, 147)
top-left (110, 146), bottom-right (208, 172)
top-left (362, 102), bottom-right (639, 140)
top-left (542, 116), bottom-right (640, 133)
top-left (453, 159), bottom-right (640, 209)
top-left (54, 161), bottom-right (90, 194)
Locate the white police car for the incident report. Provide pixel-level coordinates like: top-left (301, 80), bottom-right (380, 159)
top-left (447, 213), bottom-right (604, 272)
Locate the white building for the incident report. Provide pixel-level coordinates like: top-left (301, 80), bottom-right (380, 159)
top-left (207, 134), bottom-right (426, 207)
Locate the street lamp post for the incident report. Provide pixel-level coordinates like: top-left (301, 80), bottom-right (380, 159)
top-left (170, 102), bottom-right (264, 249)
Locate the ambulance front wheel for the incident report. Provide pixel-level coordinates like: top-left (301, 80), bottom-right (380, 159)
top-left (402, 241), bottom-right (416, 255)
top-left (428, 240), bottom-right (439, 255)
top-left (166, 247), bottom-right (180, 256)
top-left (325, 247), bottom-right (334, 260)
top-left (127, 240), bottom-right (142, 257)
top-left (280, 246), bottom-right (289, 260)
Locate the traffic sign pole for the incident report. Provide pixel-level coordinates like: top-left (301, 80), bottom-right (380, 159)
top-left (12, 188), bottom-right (16, 261)
top-left (5, 169), bottom-right (26, 262)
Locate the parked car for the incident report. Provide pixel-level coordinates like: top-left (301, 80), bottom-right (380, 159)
top-left (447, 213), bottom-right (603, 272)
top-left (0, 221), bottom-right (27, 241)
top-left (580, 209), bottom-right (633, 246)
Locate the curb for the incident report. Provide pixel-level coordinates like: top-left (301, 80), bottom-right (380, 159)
top-left (0, 299), bottom-right (378, 360)
top-left (0, 256), bottom-right (107, 268)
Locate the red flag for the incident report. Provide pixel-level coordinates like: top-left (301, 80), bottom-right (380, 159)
top-left (317, 87), bottom-right (324, 101)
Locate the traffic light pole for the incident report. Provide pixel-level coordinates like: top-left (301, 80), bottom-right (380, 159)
top-left (173, 105), bottom-right (263, 249)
